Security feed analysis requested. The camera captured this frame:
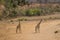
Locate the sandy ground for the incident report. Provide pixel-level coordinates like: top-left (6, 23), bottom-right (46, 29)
top-left (0, 19), bottom-right (60, 40)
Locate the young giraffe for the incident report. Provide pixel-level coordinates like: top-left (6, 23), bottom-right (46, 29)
top-left (16, 20), bottom-right (21, 33)
top-left (35, 19), bottom-right (42, 33)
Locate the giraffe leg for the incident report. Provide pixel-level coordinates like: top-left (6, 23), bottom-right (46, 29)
top-left (16, 29), bottom-right (17, 33)
top-left (35, 27), bottom-right (38, 33)
top-left (16, 27), bottom-right (19, 33)
top-left (19, 28), bottom-right (21, 33)
top-left (38, 27), bottom-right (40, 33)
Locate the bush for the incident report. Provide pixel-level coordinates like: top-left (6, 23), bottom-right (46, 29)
top-left (43, 7), bottom-right (53, 15)
top-left (9, 11), bottom-right (17, 17)
top-left (18, 18), bottom-right (27, 21)
top-left (25, 9), bottom-right (33, 16)
top-left (18, 18), bottom-right (24, 21)
top-left (25, 9), bottom-right (42, 16)
top-left (54, 5), bottom-right (60, 12)
top-left (25, 7), bottom-right (54, 16)
top-left (18, 19), bottom-right (21, 21)
top-left (33, 9), bottom-right (41, 16)
top-left (24, 18), bottom-right (27, 21)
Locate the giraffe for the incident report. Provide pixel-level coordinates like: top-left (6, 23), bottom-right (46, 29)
top-left (35, 19), bottom-right (42, 33)
top-left (16, 20), bottom-right (21, 33)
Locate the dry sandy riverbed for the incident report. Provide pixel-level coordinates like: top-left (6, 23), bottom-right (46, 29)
top-left (0, 19), bottom-right (60, 40)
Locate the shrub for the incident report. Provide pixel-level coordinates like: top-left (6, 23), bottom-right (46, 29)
top-left (18, 18), bottom-right (27, 21)
top-left (18, 18), bottom-right (24, 21)
top-left (54, 5), bottom-right (60, 12)
top-left (25, 9), bottom-right (33, 16)
top-left (18, 19), bottom-right (21, 21)
top-left (25, 8), bottom-right (42, 16)
top-left (9, 10), bottom-right (17, 17)
top-left (24, 18), bottom-right (27, 21)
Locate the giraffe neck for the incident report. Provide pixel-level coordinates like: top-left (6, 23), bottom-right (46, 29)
top-left (38, 20), bottom-right (42, 25)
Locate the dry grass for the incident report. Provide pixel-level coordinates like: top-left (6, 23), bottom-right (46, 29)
top-left (18, 3), bottom-right (60, 10)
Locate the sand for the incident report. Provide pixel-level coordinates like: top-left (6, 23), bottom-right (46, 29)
top-left (0, 19), bottom-right (60, 40)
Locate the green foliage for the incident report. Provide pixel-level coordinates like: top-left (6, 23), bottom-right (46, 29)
top-left (9, 10), bottom-right (17, 17)
top-left (1, 0), bottom-right (60, 19)
top-left (25, 8), bottom-right (54, 16)
top-left (32, 9), bottom-right (41, 16)
top-left (25, 8), bottom-right (41, 16)
top-left (18, 18), bottom-right (27, 21)
top-left (25, 9), bottom-right (33, 16)
top-left (18, 18), bottom-right (23, 21)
